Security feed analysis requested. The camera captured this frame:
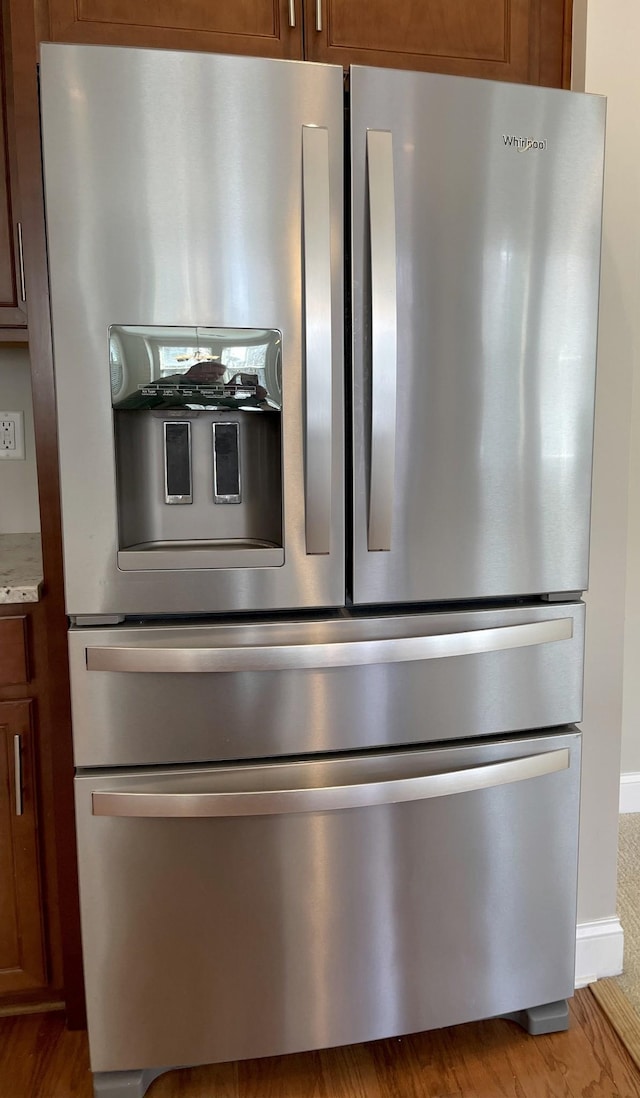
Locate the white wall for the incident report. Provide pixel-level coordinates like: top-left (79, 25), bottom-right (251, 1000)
top-left (0, 347), bottom-right (40, 533)
top-left (570, 1), bottom-right (637, 922)
top-left (616, 0), bottom-right (640, 778)
top-left (584, 2), bottom-right (640, 784)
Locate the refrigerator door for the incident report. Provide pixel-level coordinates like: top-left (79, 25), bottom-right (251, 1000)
top-left (68, 601), bottom-right (585, 767)
top-left (350, 67), bottom-right (605, 605)
top-left (75, 730), bottom-right (581, 1072)
top-left (40, 45), bottom-right (344, 616)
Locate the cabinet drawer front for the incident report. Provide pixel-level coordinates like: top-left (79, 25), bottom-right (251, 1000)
top-left (0, 617), bottom-right (28, 686)
top-left (75, 731), bottom-right (581, 1073)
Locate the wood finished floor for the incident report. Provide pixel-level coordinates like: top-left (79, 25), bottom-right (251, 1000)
top-left (0, 989), bottom-right (638, 1097)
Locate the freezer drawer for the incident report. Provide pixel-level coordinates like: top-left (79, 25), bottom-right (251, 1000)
top-left (75, 731), bottom-right (581, 1073)
top-left (69, 602), bottom-right (585, 767)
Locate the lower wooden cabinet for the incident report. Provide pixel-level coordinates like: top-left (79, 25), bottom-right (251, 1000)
top-left (0, 600), bottom-right (66, 1015)
top-left (0, 699), bottom-right (46, 994)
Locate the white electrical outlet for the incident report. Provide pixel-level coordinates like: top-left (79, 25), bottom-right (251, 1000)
top-left (0, 412), bottom-right (25, 460)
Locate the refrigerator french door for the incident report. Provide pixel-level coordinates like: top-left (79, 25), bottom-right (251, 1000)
top-left (40, 46), bottom-right (346, 618)
top-left (351, 67), bottom-right (605, 605)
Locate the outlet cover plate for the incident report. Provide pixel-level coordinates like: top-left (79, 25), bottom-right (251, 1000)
top-left (0, 411), bottom-right (25, 460)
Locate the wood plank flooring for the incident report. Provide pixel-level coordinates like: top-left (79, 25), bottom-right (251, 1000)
top-left (0, 989), bottom-right (638, 1097)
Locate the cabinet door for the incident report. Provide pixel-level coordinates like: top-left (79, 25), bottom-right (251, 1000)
top-left (43, 0), bottom-right (304, 60)
top-left (305, 0), bottom-right (571, 87)
top-left (0, 700), bottom-right (46, 993)
top-left (0, 10), bottom-right (27, 329)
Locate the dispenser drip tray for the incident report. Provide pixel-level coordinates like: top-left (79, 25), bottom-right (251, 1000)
top-left (117, 539), bottom-right (284, 571)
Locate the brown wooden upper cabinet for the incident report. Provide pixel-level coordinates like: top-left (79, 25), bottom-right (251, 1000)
top-left (304, 0), bottom-right (572, 86)
top-left (39, 0), bottom-right (305, 60)
top-left (39, 0), bottom-right (572, 87)
top-left (0, 5), bottom-right (27, 333)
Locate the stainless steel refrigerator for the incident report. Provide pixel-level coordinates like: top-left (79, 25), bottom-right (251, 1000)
top-left (39, 43), bottom-right (605, 1098)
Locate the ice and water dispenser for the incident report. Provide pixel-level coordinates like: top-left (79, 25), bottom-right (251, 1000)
top-left (110, 326), bottom-right (283, 570)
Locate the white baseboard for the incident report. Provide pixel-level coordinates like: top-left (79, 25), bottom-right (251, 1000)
top-left (575, 917), bottom-right (624, 987)
top-left (620, 772), bottom-right (640, 813)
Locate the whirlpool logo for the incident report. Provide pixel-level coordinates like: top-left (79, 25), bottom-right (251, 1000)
top-left (503, 134), bottom-right (548, 152)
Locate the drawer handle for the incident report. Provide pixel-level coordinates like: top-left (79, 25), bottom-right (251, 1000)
top-left (86, 617), bottom-right (573, 674)
top-left (92, 749), bottom-right (569, 818)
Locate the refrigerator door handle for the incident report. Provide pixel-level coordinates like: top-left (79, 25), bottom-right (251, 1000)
top-left (85, 616), bottom-right (573, 673)
top-left (366, 129), bottom-right (397, 552)
top-left (92, 748), bottom-right (569, 818)
top-left (302, 124), bottom-right (332, 555)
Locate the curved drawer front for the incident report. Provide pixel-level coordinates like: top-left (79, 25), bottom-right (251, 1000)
top-left (69, 603), bottom-right (585, 768)
top-left (75, 731), bottom-right (581, 1072)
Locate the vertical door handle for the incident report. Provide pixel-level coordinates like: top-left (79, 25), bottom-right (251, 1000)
top-left (13, 734), bottom-right (23, 816)
top-left (366, 130), bottom-right (397, 552)
top-left (316, 0), bottom-right (323, 30)
top-left (17, 223), bottom-right (26, 303)
top-left (288, 0), bottom-right (296, 27)
top-left (302, 124), bottom-right (332, 555)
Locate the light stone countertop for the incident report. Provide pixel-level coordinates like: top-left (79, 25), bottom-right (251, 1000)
top-left (0, 533), bottom-right (44, 603)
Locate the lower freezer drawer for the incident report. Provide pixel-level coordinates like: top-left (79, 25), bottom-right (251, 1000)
top-left (75, 730), bottom-right (581, 1074)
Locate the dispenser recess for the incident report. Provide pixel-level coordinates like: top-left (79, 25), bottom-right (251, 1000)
top-left (110, 326), bottom-right (283, 570)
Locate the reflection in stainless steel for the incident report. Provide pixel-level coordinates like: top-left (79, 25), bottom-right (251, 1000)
top-left (109, 326), bottom-right (283, 413)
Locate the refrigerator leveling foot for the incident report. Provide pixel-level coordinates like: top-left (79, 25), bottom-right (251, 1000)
top-left (500, 998), bottom-right (569, 1035)
top-left (93, 1067), bottom-right (172, 1098)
